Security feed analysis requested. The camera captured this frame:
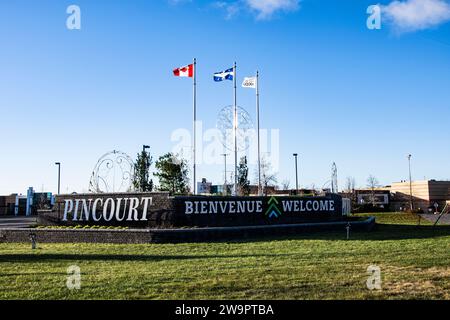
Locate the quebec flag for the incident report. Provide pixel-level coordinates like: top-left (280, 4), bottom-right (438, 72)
top-left (214, 68), bottom-right (234, 82)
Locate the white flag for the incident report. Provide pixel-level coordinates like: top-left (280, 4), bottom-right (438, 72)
top-left (242, 77), bottom-right (257, 89)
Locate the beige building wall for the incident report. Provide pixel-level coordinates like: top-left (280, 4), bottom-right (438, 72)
top-left (390, 180), bottom-right (430, 201)
top-left (389, 180), bottom-right (450, 211)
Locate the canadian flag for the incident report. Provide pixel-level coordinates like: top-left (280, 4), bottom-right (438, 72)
top-left (173, 64), bottom-right (194, 78)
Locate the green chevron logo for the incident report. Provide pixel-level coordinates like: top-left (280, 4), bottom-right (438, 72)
top-left (265, 196), bottom-right (282, 219)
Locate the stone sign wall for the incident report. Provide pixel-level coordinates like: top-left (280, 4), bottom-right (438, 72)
top-left (174, 194), bottom-right (343, 227)
top-left (40, 192), bottom-right (344, 228)
top-left (47, 192), bottom-right (174, 228)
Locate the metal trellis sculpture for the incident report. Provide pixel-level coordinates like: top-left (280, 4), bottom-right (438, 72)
top-left (216, 105), bottom-right (254, 152)
top-left (88, 150), bottom-right (135, 193)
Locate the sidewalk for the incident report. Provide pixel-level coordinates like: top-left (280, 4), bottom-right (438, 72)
top-left (419, 214), bottom-right (450, 225)
top-left (0, 216), bottom-right (37, 228)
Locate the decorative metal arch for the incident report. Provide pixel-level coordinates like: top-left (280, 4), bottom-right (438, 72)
top-left (216, 105), bottom-right (254, 152)
top-left (88, 150), bottom-right (135, 193)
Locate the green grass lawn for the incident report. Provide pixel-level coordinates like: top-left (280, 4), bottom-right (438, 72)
top-left (0, 213), bottom-right (449, 300)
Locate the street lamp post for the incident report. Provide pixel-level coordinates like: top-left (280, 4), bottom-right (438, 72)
top-left (293, 153), bottom-right (299, 195)
top-left (408, 154), bottom-right (413, 211)
top-left (55, 162), bottom-right (61, 195)
top-left (55, 162), bottom-right (61, 222)
top-left (221, 153), bottom-right (228, 196)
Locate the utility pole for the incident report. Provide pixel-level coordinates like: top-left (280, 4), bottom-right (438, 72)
top-left (55, 162), bottom-right (61, 195)
top-left (55, 162), bottom-right (61, 222)
top-left (408, 154), bottom-right (414, 211)
top-left (293, 153), bottom-right (299, 195)
top-left (222, 153), bottom-right (228, 195)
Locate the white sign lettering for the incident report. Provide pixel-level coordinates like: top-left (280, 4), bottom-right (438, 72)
top-left (184, 200), bottom-right (264, 215)
top-left (62, 197), bottom-right (153, 222)
top-left (183, 199), bottom-right (336, 215)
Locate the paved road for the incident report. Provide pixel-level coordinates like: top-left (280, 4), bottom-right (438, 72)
top-left (0, 216), bottom-right (37, 228)
top-left (420, 214), bottom-right (450, 225)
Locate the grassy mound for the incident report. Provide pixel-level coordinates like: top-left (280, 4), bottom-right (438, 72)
top-left (0, 213), bottom-right (449, 299)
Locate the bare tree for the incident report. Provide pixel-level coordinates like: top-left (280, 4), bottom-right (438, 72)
top-left (257, 156), bottom-right (278, 195)
top-left (281, 179), bottom-right (290, 191)
top-left (366, 175), bottom-right (379, 206)
top-left (345, 176), bottom-right (356, 193)
top-left (310, 183), bottom-right (317, 195)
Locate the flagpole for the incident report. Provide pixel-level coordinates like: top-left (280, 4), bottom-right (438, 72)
top-left (256, 71), bottom-right (262, 196)
top-left (233, 62), bottom-right (238, 196)
top-left (193, 58), bottom-right (197, 195)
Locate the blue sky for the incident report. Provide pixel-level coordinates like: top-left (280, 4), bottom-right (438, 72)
top-left (0, 0), bottom-right (449, 195)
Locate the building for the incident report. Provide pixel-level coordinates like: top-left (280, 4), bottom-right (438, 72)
top-left (203, 182), bottom-right (278, 196)
top-left (201, 183), bottom-right (317, 197)
top-left (272, 188), bottom-right (319, 196)
top-left (389, 180), bottom-right (450, 212)
top-left (354, 189), bottom-right (390, 207)
top-left (339, 188), bottom-right (391, 213)
top-left (340, 180), bottom-right (450, 212)
top-left (211, 184), bottom-right (233, 195)
top-left (0, 187), bottom-right (53, 216)
top-left (0, 194), bottom-right (18, 216)
top-left (197, 178), bottom-right (212, 195)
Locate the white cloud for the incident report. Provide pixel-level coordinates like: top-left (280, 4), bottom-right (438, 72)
top-left (213, 1), bottom-right (241, 19)
top-left (168, 0), bottom-right (192, 5)
top-left (382, 0), bottom-right (450, 32)
top-left (212, 0), bottom-right (300, 20)
top-left (245, 0), bottom-right (301, 19)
